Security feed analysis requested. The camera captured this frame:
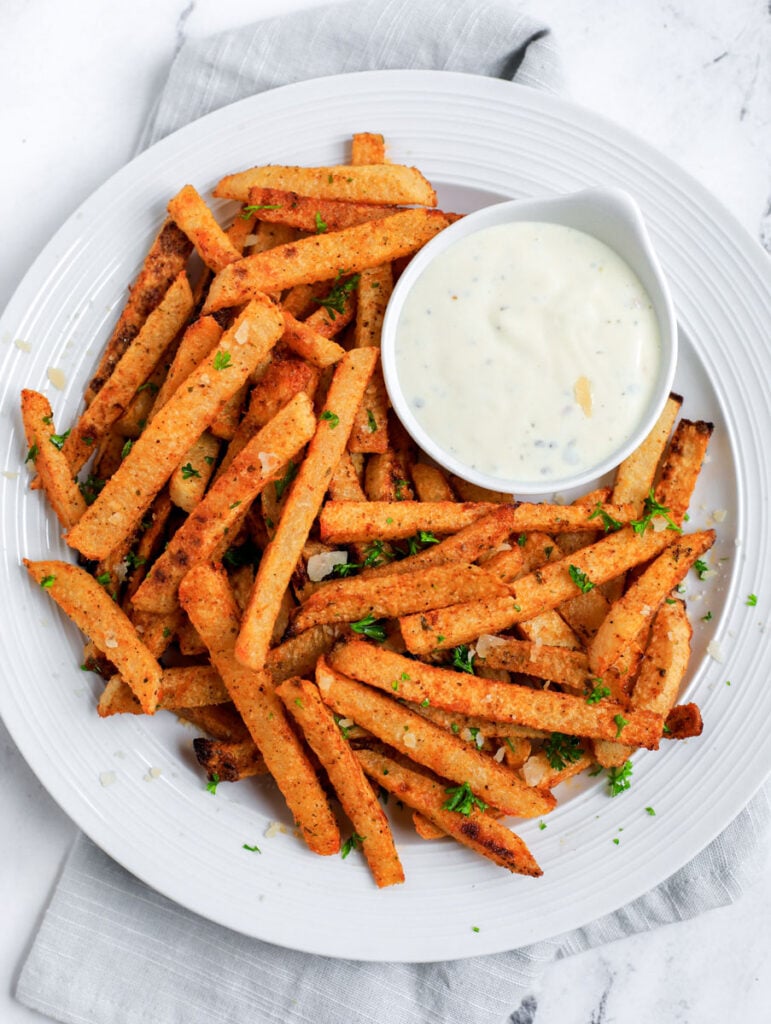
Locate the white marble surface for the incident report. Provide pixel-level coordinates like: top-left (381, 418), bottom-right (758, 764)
top-left (1, 1), bottom-right (770, 1022)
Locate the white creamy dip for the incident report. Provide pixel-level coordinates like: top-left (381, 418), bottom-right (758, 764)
top-left (394, 221), bottom-right (661, 484)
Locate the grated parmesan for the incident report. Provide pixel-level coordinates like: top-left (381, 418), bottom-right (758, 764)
top-left (234, 321), bottom-right (251, 345)
top-left (258, 451), bottom-right (281, 475)
top-left (103, 631), bottom-right (118, 650)
top-left (99, 771), bottom-right (116, 787)
top-left (307, 550), bottom-right (348, 582)
top-left (475, 634), bottom-right (506, 659)
top-left (707, 640), bottom-right (724, 663)
top-left (47, 367), bottom-right (67, 390)
top-left (264, 820), bottom-right (288, 838)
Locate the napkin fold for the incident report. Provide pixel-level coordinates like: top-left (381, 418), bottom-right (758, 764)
top-left (15, 2), bottom-right (771, 1022)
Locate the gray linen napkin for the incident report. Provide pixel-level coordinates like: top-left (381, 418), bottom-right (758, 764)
top-left (15, 2), bottom-right (771, 1022)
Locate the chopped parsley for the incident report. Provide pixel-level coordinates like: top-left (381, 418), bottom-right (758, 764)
top-left (313, 270), bottom-right (360, 320)
top-left (442, 781), bottom-right (488, 816)
top-left (40, 574), bottom-right (56, 589)
top-left (471, 926), bottom-right (480, 933)
top-left (350, 613), bottom-right (387, 641)
top-left (451, 644), bottom-right (475, 674)
top-left (517, 533), bottom-right (527, 547)
top-left (181, 462), bottom-right (201, 480)
top-left (96, 572), bottom-right (111, 586)
top-left (612, 837), bottom-right (620, 845)
top-left (331, 560), bottom-right (360, 578)
top-left (213, 350), bottom-right (232, 371)
top-left (588, 502), bottom-right (623, 532)
top-left (121, 439), bottom-right (133, 459)
top-left (42, 414), bottom-right (52, 425)
top-left (363, 539), bottom-right (389, 567)
top-left (607, 760), bottom-right (633, 796)
top-left (367, 409), bottom-right (378, 432)
top-left (49, 429), bottom-right (71, 450)
top-left (242, 843), bottom-right (262, 853)
top-left (274, 459), bottom-right (298, 499)
top-left (241, 203), bottom-right (282, 218)
top-left (746, 593), bottom-right (758, 607)
top-left (293, 698), bottom-right (304, 709)
top-left (333, 713), bottom-right (351, 740)
top-left (204, 455), bottom-right (216, 465)
top-left (569, 564), bottom-right (595, 594)
top-left (320, 410), bottom-right (339, 429)
top-left (24, 443), bottom-right (38, 464)
top-left (314, 211), bottom-right (328, 233)
top-left (645, 806), bottom-right (656, 816)
top-left (701, 610), bottom-right (713, 622)
top-left (136, 381), bottom-right (159, 395)
top-left (420, 697), bottom-right (430, 708)
top-left (78, 473), bottom-right (104, 507)
top-left (394, 478), bottom-right (408, 501)
top-left (613, 713), bottom-right (629, 738)
top-left (341, 833), bottom-right (364, 858)
top-left (417, 530), bottom-right (439, 546)
top-left (693, 559), bottom-right (710, 580)
top-left (206, 773), bottom-right (220, 795)
top-left (538, 820), bottom-right (547, 831)
top-left (585, 680), bottom-right (611, 704)
top-left (544, 733), bottom-right (583, 771)
top-left (630, 489), bottom-right (681, 535)
top-left (450, 723), bottom-right (460, 734)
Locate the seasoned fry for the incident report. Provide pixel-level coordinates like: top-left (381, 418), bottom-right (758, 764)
top-left (479, 638), bottom-right (590, 692)
top-left (98, 665), bottom-right (229, 717)
top-left (245, 187), bottom-right (399, 232)
top-left (411, 463), bottom-right (455, 503)
top-left (150, 315), bottom-right (223, 416)
top-left (664, 703), bottom-right (703, 739)
top-left (67, 296), bottom-right (284, 561)
top-left (633, 599), bottom-right (692, 716)
top-left (320, 500), bottom-right (498, 543)
top-left (235, 348), bottom-right (378, 670)
top-left (281, 310), bottom-right (346, 367)
top-left (132, 393), bottom-right (316, 612)
top-left (179, 563), bottom-right (340, 855)
top-left (316, 658), bottom-right (555, 818)
top-left (193, 736), bottom-right (268, 781)
top-left (203, 210), bottom-right (449, 312)
top-left (351, 132), bottom-right (386, 164)
top-left (169, 431), bottom-right (219, 513)
top-left (214, 163), bottom-right (437, 206)
top-left (655, 419), bottom-right (714, 523)
top-left (25, 559), bottom-right (163, 714)
top-left (278, 676), bottom-right (404, 887)
top-left (355, 749), bottom-right (542, 877)
top-left (21, 389), bottom-right (87, 530)
top-left (168, 184), bottom-right (241, 273)
top-left (613, 393), bottom-right (682, 511)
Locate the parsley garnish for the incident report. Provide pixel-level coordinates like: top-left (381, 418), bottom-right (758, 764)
top-left (42, 414), bottom-right (52, 425)
top-left (341, 833), bottom-right (364, 858)
top-left (350, 613), bottom-right (387, 641)
top-left (517, 533), bottom-right (527, 547)
top-left (242, 843), bottom-right (262, 853)
top-left (274, 459), bottom-right (298, 499)
top-left (451, 644), bottom-right (475, 674)
top-left (241, 203), bottom-right (282, 218)
top-left (320, 410), bottom-right (339, 429)
top-left (96, 572), bottom-right (111, 586)
top-left (418, 530), bottom-right (439, 546)
top-left (544, 733), bottom-right (583, 771)
top-left (693, 559), bottom-right (710, 580)
top-left (613, 713), bottom-right (628, 738)
top-left (450, 723), bottom-right (460, 734)
top-left (421, 698), bottom-right (430, 707)
top-left (312, 270), bottom-right (360, 320)
top-left (136, 381), bottom-right (159, 395)
top-left (333, 713), bottom-right (351, 740)
top-left (206, 773), bottom-right (220, 795)
top-left (442, 782), bottom-right (488, 816)
top-left (569, 564), bottom-right (595, 594)
top-left (49, 429), bottom-right (70, 450)
top-left (181, 462), bottom-right (201, 480)
top-left (585, 680), bottom-right (611, 704)
top-left (314, 211), bottom-right (328, 233)
top-left (294, 698), bottom-right (304, 709)
top-left (471, 926), bottom-right (480, 933)
top-left (124, 551), bottom-right (146, 570)
top-left (701, 610), bottom-right (713, 621)
top-left (607, 760), bottom-right (633, 796)
top-left (747, 593), bottom-right (758, 607)
top-left (24, 443), bottom-right (38, 464)
top-left (40, 574), bottom-right (56, 589)
top-left (630, 489), bottom-right (681, 535)
top-left (538, 820), bottom-right (547, 830)
top-left (367, 409), bottom-right (377, 432)
top-left (588, 502), bottom-right (622, 532)
top-left (645, 806), bottom-right (656, 816)
top-left (331, 560), bottom-right (359, 578)
top-left (363, 540), bottom-right (388, 567)
top-left (77, 473), bottom-right (105, 506)
top-left (213, 350), bottom-right (232, 371)
top-left (121, 439), bottom-right (133, 459)
top-left (394, 478), bottom-right (409, 501)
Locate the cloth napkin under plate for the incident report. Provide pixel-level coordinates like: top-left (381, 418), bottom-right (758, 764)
top-left (15, 2), bottom-right (771, 1022)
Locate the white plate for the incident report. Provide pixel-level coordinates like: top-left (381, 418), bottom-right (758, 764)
top-left (1, 71), bottom-right (769, 962)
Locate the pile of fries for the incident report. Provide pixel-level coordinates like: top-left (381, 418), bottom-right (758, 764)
top-left (21, 133), bottom-right (714, 888)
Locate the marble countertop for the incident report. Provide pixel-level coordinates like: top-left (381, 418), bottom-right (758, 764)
top-left (1, 1), bottom-right (770, 1022)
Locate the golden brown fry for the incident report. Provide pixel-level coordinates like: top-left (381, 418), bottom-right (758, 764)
top-left (175, 703), bottom-right (250, 742)
top-left (655, 419), bottom-right (714, 524)
top-left (25, 559), bottom-right (163, 714)
top-left (193, 736), bottom-right (268, 780)
top-left (633, 599), bottom-right (692, 716)
top-left (328, 642), bottom-right (662, 748)
top-left (355, 748), bottom-right (542, 877)
top-left (149, 315), bottom-right (223, 416)
top-left (215, 163), bottom-right (437, 206)
top-left (479, 638), bottom-right (590, 692)
top-left (210, 385), bottom-right (248, 441)
top-left (351, 132), bottom-right (386, 165)
top-left (281, 310), bottom-right (346, 367)
top-left (132, 393), bottom-right (316, 613)
top-left (264, 624), bottom-right (343, 684)
top-left (179, 564), bottom-right (340, 855)
top-left (320, 500), bottom-right (498, 543)
top-left (86, 219), bottom-right (192, 403)
top-left (169, 432), bottom-right (219, 513)
top-left (613, 393), bottom-right (682, 511)
top-left (245, 186), bottom-right (399, 232)
top-left (278, 676), bottom-right (404, 887)
top-left (21, 390), bottom-right (87, 530)
top-left (410, 463), bottom-right (455, 503)
top-left (65, 272), bottom-right (195, 473)
top-left (235, 348), bottom-right (378, 670)
top-left (168, 184), bottom-right (242, 273)
top-left (203, 210), bottom-right (449, 312)
top-left (98, 665), bottom-right (229, 717)
top-left (67, 296), bottom-right (284, 561)
top-left (316, 658), bottom-right (554, 818)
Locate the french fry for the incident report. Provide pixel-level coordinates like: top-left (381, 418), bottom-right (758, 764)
top-left (281, 310), bottom-right (346, 367)
top-left (210, 385), bottom-right (249, 440)
top-left (214, 163), bottom-right (437, 206)
top-left (235, 347), bottom-right (378, 670)
top-left (516, 610), bottom-right (582, 650)
top-left (320, 500), bottom-right (498, 543)
top-left (411, 463), bottom-right (455, 503)
top-left (132, 393), bottom-right (316, 612)
top-left (25, 559), bottom-right (163, 714)
top-left (316, 658), bottom-right (555, 818)
top-left (167, 184), bottom-right (241, 273)
top-left (613, 393), bottom-right (683, 511)
top-left (203, 210), bottom-right (449, 312)
top-left (328, 641), bottom-right (663, 748)
top-left (149, 315), bottom-right (223, 416)
top-left (169, 432), bottom-right (220, 513)
top-left (20, 390), bottom-right (87, 530)
top-left (85, 219), bottom-right (192, 403)
top-left (67, 296), bottom-right (284, 561)
top-left (478, 638), bottom-right (590, 692)
top-left (633, 599), bottom-right (692, 716)
top-left (351, 132), bottom-right (386, 164)
top-left (193, 736), bottom-right (268, 781)
top-left (663, 703), bottom-right (703, 739)
top-left (98, 665), bottom-right (229, 717)
top-left (244, 187), bottom-right (399, 233)
top-left (412, 813), bottom-right (446, 840)
top-left (277, 676), bottom-right (404, 887)
top-left (355, 748), bottom-right (542, 877)
top-left (179, 563), bottom-right (340, 855)
top-left (175, 703), bottom-right (250, 742)
top-left (655, 419), bottom-right (714, 524)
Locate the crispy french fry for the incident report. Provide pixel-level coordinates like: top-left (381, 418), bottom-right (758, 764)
top-left (412, 812), bottom-right (445, 840)
top-left (25, 559), bottom-right (162, 714)
top-left (245, 187), bottom-right (399, 232)
top-left (149, 316), bottom-right (223, 416)
top-left (203, 210), bottom-right (449, 312)
top-left (193, 736), bottom-right (268, 780)
top-left (132, 393), bottom-right (316, 612)
top-left (67, 296), bottom-right (284, 561)
top-left (633, 599), bottom-right (692, 716)
top-left (277, 676), bottom-right (404, 887)
top-left (21, 390), bottom-right (87, 529)
top-left (235, 348), bottom-right (378, 670)
top-left (169, 432), bottom-right (219, 513)
top-left (175, 703), bottom-right (250, 742)
top-left (281, 310), bottom-right (346, 367)
top-left (613, 393), bottom-right (683, 511)
top-left (210, 385), bottom-right (248, 441)
top-left (320, 500), bottom-right (498, 543)
top-left (328, 642), bottom-right (662, 748)
top-left (167, 184), bottom-right (241, 273)
top-left (411, 463), bottom-right (455, 503)
top-left (351, 132), bottom-right (386, 164)
top-left (86, 219), bottom-right (192, 403)
top-left (316, 658), bottom-right (554, 818)
top-left (98, 665), bottom-right (229, 717)
top-left (478, 638), bottom-right (590, 692)
top-left (663, 703), bottom-right (703, 739)
top-left (214, 163), bottom-right (437, 206)
top-left (179, 563), bottom-right (340, 855)
top-left (655, 419), bottom-right (714, 524)
top-left (355, 748), bottom-right (542, 877)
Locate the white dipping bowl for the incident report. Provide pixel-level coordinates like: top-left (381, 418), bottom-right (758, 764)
top-left (381, 187), bottom-right (678, 496)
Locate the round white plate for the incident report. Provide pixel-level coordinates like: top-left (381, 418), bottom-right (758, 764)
top-left (1, 71), bottom-right (769, 962)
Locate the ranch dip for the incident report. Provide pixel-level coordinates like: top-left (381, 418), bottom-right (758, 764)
top-left (394, 221), bottom-right (661, 484)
